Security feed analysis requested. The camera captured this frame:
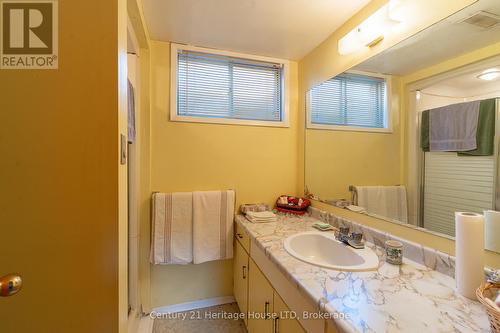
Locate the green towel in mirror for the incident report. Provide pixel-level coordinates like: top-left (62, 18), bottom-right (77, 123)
top-left (420, 99), bottom-right (496, 156)
top-left (421, 110), bottom-right (430, 152)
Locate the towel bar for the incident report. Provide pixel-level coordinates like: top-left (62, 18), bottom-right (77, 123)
top-left (348, 185), bottom-right (403, 205)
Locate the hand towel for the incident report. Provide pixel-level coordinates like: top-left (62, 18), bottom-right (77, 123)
top-left (150, 192), bottom-right (193, 265)
top-left (421, 99), bottom-right (496, 155)
top-left (355, 186), bottom-right (408, 223)
top-left (458, 99), bottom-right (496, 156)
top-left (429, 100), bottom-right (480, 151)
top-left (245, 211), bottom-right (277, 223)
top-left (193, 190), bottom-right (235, 264)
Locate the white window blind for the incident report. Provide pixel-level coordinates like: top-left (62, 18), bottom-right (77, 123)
top-left (309, 73), bottom-right (387, 128)
top-left (177, 50), bottom-right (283, 122)
top-left (423, 152), bottom-right (495, 236)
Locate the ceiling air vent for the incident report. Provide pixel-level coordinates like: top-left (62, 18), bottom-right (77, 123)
top-left (461, 11), bottom-right (500, 29)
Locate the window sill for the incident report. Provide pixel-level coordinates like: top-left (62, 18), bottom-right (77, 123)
top-left (307, 123), bottom-right (393, 133)
top-left (170, 115), bottom-right (290, 128)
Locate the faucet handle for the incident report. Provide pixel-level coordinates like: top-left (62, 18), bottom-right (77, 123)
top-left (351, 232), bottom-right (363, 243)
top-left (339, 226), bottom-right (350, 236)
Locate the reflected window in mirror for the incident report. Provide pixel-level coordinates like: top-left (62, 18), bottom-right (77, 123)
top-left (307, 72), bottom-right (391, 132)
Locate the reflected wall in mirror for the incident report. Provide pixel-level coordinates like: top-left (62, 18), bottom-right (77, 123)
top-left (305, 0), bottom-right (500, 253)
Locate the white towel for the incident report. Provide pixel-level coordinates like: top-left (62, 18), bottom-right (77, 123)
top-left (193, 190), bottom-right (235, 264)
top-left (245, 211), bottom-right (277, 223)
top-left (150, 192), bottom-right (193, 265)
top-left (355, 186), bottom-right (408, 223)
top-left (429, 101), bottom-right (480, 151)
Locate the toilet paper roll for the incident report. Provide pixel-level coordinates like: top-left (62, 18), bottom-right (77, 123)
top-left (484, 210), bottom-right (500, 253)
top-left (455, 212), bottom-right (484, 299)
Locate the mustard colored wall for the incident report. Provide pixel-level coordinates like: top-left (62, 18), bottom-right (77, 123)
top-left (305, 76), bottom-right (402, 200)
top-left (0, 0), bottom-right (127, 332)
top-left (149, 40), bottom-right (299, 307)
top-left (298, 0), bottom-right (477, 197)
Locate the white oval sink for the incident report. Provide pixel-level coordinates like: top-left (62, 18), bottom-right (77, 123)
top-left (284, 231), bottom-right (379, 271)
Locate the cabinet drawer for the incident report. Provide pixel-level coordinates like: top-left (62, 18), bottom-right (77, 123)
top-left (235, 222), bottom-right (250, 253)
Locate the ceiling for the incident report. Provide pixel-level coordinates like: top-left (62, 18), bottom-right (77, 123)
top-left (142, 0), bottom-right (370, 60)
top-left (354, 0), bottom-right (500, 76)
top-left (424, 65), bottom-right (500, 98)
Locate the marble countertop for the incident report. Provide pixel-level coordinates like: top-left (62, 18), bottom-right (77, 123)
top-left (235, 213), bottom-right (490, 333)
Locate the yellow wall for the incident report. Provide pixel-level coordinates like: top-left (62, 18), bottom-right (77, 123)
top-left (148, 40), bottom-right (300, 307)
top-left (0, 0), bottom-right (128, 332)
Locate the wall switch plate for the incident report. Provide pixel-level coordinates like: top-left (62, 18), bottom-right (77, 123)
top-left (120, 134), bottom-right (127, 165)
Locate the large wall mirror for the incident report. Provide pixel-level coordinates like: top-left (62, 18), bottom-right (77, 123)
top-left (305, 0), bottom-right (500, 253)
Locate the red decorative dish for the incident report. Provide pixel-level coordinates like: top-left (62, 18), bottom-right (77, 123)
top-left (275, 195), bottom-right (311, 215)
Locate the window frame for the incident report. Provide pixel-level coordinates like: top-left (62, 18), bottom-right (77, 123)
top-left (306, 70), bottom-right (393, 133)
top-left (170, 43), bottom-right (290, 128)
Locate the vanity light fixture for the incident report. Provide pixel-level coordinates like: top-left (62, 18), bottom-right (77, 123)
top-left (416, 90), bottom-right (421, 100)
top-left (477, 69), bottom-right (500, 81)
top-left (338, 0), bottom-right (402, 55)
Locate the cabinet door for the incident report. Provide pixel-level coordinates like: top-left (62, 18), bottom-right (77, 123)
top-left (326, 320), bottom-right (339, 333)
top-left (234, 239), bottom-right (249, 324)
top-left (273, 292), bottom-right (305, 333)
top-left (247, 259), bottom-right (274, 333)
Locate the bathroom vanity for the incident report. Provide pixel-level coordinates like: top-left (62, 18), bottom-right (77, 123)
top-left (233, 210), bottom-right (490, 333)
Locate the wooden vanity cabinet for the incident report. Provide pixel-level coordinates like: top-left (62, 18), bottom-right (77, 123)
top-left (234, 238), bottom-right (249, 325)
top-left (247, 259), bottom-right (275, 333)
top-left (233, 222), bottom-right (313, 333)
top-left (235, 221), bottom-right (250, 252)
top-left (274, 292), bottom-right (306, 333)
top-left (326, 321), bottom-right (339, 333)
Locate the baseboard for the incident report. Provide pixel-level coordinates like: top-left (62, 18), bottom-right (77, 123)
top-left (152, 296), bottom-right (236, 314)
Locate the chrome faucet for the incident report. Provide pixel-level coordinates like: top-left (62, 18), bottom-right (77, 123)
top-left (335, 226), bottom-right (365, 249)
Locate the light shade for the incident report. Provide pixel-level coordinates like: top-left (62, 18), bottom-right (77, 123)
top-left (477, 69), bottom-right (500, 81)
top-left (338, 1), bottom-right (401, 55)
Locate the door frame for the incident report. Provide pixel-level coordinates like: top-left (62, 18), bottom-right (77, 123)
top-left (127, 14), bottom-right (142, 332)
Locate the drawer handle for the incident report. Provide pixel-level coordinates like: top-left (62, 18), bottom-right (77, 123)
top-left (264, 301), bottom-right (270, 319)
top-left (242, 265), bottom-right (247, 279)
top-left (274, 317), bottom-right (280, 333)
top-left (236, 233), bottom-right (244, 239)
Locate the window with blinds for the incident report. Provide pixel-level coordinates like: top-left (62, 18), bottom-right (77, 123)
top-left (175, 48), bottom-right (284, 124)
top-left (308, 73), bottom-right (388, 129)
